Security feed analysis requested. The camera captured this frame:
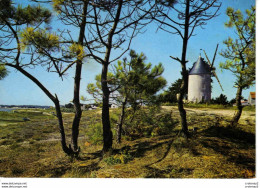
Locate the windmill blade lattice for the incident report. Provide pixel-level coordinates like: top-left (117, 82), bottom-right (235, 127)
top-left (202, 49), bottom-right (224, 92)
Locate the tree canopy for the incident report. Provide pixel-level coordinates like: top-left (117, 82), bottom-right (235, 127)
top-left (211, 94), bottom-right (229, 105)
top-left (0, 65), bottom-right (8, 80)
top-left (86, 50), bottom-right (166, 143)
top-left (158, 78), bottom-right (183, 104)
top-left (220, 6), bottom-right (255, 90)
top-left (0, 0), bottom-right (89, 155)
top-left (87, 50), bottom-right (167, 107)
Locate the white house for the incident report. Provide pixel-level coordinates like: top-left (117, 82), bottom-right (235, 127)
top-left (241, 99), bottom-right (249, 106)
top-left (110, 104), bottom-right (118, 109)
top-left (248, 92), bottom-right (256, 105)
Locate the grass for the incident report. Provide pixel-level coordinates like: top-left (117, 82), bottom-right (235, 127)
top-left (163, 102), bottom-right (256, 112)
top-left (0, 107), bottom-right (255, 178)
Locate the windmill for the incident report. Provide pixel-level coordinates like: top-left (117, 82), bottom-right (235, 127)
top-left (188, 44), bottom-right (224, 103)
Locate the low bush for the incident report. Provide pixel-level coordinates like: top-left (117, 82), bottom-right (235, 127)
top-left (243, 105), bottom-right (256, 111)
top-left (104, 150), bottom-right (133, 165)
top-left (86, 123), bottom-right (103, 145)
top-left (60, 108), bottom-right (75, 113)
top-left (124, 106), bottom-right (178, 138)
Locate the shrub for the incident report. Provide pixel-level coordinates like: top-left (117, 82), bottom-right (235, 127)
top-left (85, 112), bottom-right (119, 145)
top-left (162, 102), bottom-right (177, 106)
top-left (124, 106), bottom-right (178, 138)
top-left (104, 155), bottom-right (121, 165)
top-left (104, 150), bottom-right (133, 165)
top-left (86, 123), bottom-right (103, 145)
top-left (151, 112), bottom-right (178, 136)
top-left (60, 108), bottom-right (75, 113)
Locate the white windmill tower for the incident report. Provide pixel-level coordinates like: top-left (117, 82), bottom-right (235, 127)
top-left (188, 44), bottom-right (224, 103)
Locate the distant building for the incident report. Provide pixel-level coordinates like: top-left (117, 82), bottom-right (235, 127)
top-left (87, 104), bottom-right (98, 110)
top-left (241, 99), bottom-right (249, 106)
top-left (232, 99), bottom-right (250, 106)
top-left (110, 104), bottom-right (118, 109)
top-left (248, 92), bottom-right (256, 105)
top-left (81, 104), bottom-right (87, 110)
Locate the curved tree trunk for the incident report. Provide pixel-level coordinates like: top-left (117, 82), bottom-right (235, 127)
top-left (70, 1), bottom-right (88, 153)
top-left (7, 64), bottom-right (75, 155)
top-left (231, 86), bottom-right (243, 126)
top-left (5, 1), bottom-right (89, 156)
top-left (53, 97), bottom-right (74, 155)
top-left (232, 54), bottom-right (246, 127)
top-left (117, 97), bottom-right (127, 144)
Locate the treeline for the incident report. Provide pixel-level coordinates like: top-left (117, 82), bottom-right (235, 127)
top-left (157, 79), bottom-right (237, 106)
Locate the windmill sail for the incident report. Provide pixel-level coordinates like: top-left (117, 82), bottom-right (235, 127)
top-left (211, 44), bottom-right (219, 67)
top-left (203, 49), bottom-right (224, 91)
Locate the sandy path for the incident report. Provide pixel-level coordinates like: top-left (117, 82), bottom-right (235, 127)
top-left (162, 106), bottom-right (255, 121)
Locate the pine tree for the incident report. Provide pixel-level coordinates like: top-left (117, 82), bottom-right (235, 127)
top-left (86, 50), bottom-right (167, 143)
top-left (0, 0), bottom-right (87, 155)
top-left (220, 6), bottom-right (255, 126)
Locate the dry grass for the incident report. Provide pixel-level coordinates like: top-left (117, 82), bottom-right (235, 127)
top-left (0, 107), bottom-right (255, 178)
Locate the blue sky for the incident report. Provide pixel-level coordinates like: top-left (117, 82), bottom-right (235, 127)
top-left (0, 0), bottom-right (256, 106)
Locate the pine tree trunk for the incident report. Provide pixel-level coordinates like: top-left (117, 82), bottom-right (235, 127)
top-left (71, 60), bottom-right (82, 152)
top-left (177, 74), bottom-right (189, 137)
top-left (117, 97), bottom-right (127, 144)
top-left (53, 99), bottom-right (74, 155)
top-left (178, 0), bottom-right (190, 137)
top-left (101, 0), bottom-right (122, 152)
top-left (70, 1), bottom-right (87, 153)
top-left (101, 63), bottom-right (113, 152)
top-left (231, 86), bottom-right (243, 126)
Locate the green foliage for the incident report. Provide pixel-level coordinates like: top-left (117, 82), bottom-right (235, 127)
top-left (60, 107), bottom-right (75, 113)
top-left (86, 50), bottom-right (167, 107)
top-left (52, 0), bottom-right (65, 12)
top-left (211, 94), bottom-right (229, 105)
top-left (243, 105), bottom-right (255, 112)
top-left (184, 103), bottom-right (229, 109)
top-left (220, 6), bottom-right (255, 90)
top-left (229, 98), bottom-right (236, 104)
top-left (0, 1), bottom-right (51, 25)
top-left (156, 0), bottom-right (177, 7)
top-left (69, 43), bottom-right (85, 60)
top-left (0, 65), bottom-right (8, 80)
top-left (86, 72), bottom-right (116, 103)
top-left (151, 112), bottom-right (175, 136)
top-left (103, 155), bottom-right (121, 165)
top-left (124, 106), bottom-right (178, 138)
top-left (64, 103), bottom-right (73, 108)
top-left (0, 0), bottom-right (14, 20)
top-left (104, 150), bottom-right (133, 165)
top-left (158, 78), bottom-right (183, 103)
top-left (86, 123), bottom-right (103, 145)
top-left (20, 27), bottom-right (60, 53)
top-left (14, 5), bottom-right (51, 25)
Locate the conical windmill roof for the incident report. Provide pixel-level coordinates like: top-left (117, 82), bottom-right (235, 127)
top-left (189, 56), bottom-right (211, 75)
